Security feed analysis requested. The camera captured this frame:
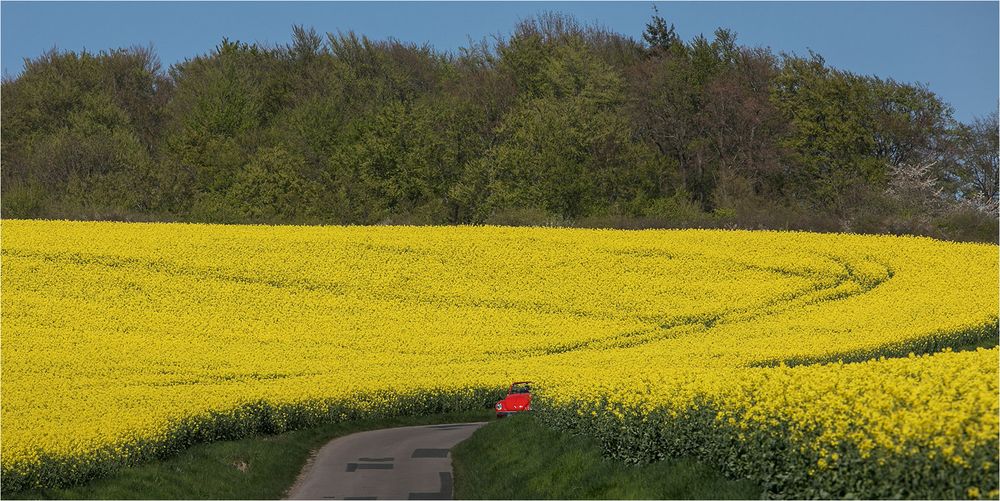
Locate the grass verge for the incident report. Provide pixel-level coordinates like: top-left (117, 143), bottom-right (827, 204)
top-left (452, 413), bottom-right (762, 499)
top-left (10, 410), bottom-right (492, 500)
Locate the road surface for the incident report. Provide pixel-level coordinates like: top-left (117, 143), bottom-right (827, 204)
top-left (286, 422), bottom-right (487, 500)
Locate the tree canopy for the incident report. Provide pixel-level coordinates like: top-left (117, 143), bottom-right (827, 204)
top-left (2, 12), bottom-right (996, 242)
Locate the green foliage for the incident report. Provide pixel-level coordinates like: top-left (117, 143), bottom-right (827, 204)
top-left (1, 15), bottom-right (995, 241)
top-left (452, 413), bottom-right (761, 499)
top-left (326, 96), bottom-right (487, 224)
top-left (498, 30), bottom-right (548, 99)
top-left (163, 41), bottom-right (273, 196)
top-left (771, 52), bottom-right (958, 217)
top-left (8, 411), bottom-right (491, 500)
top-left (479, 96), bottom-right (665, 221)
top-left (476, 40), bottom-right (672, 222)
top-left (1, 47), bottom-right (163, 219)
top-left (537, 394), bottom-right (997, 499)
top-left (642, 190), bottom-right (709, 222)
top-left (643, 6), bottom-right (680, 52)
top-left (953, 112), bottom-right (1000, 207)
top-left (225, 147), bottom-right (322, 223)
top-left (1, 388), bottom-right (499, 496)
top-left (327, 31), bottom-right (447, 108)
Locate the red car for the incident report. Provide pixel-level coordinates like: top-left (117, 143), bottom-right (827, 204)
top-left (495, 381), bottom-right (532, 418)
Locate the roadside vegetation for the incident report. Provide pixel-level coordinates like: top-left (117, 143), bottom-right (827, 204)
top-left (453, 413), bottom-right (762, 499)
top-left (8, 411), bottom-right (491, 500)
top-left (9, 409), bottom-right (760, 500)
top-left (2, 11), bottom-right (996, 241)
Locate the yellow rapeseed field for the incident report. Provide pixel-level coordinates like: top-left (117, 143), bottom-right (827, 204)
top-left (2, 219), bottom-right (997, 497)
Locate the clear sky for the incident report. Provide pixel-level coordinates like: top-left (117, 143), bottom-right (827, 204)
top-left (2, 1), bottom-right (997, 122)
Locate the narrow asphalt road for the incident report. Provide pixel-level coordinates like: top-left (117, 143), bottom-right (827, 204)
top-left (286, 422), bottom-right (487, 500)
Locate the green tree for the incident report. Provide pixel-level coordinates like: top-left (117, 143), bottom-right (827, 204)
top-left (642, 6), bottom-right (679, 52)
top-left (954, 112), bottom-right (999, 208)
top-left (772, 53), bottom-right (884, 214)
top-left (1, 48), bottom-right (161, 218)
top-left (225, 147), bottom-right (322, 223)
top-left (772, 53), bottom-right (958, 218)
top-left (163, 40), bottom-right (265, 196)
top-left (0, 18), bottom-right (994, 241)
top-left (629, 28), bottom-right (740, 209)
top-left (478, 40), bottom-right (668, 221)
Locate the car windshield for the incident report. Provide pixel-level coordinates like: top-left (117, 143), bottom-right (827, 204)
top-left (511, 384), bottom-right (530, 394)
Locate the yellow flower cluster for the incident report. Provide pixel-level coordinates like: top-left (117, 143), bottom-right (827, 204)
top-left (1, 219), bottom-right (997, 496)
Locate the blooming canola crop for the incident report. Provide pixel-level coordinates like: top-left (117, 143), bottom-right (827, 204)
top-left (1, 220), bottom-right (997, 497)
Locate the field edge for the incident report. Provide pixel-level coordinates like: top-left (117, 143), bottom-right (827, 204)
top-left (5, 410), bottom-right (494, 500)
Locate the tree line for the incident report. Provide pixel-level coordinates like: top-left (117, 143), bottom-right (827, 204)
top-left (2, 12), bottom-right (997, 241)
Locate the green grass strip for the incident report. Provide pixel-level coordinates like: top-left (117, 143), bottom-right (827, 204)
top-left (452, 413), bottom-right (762, 499)
top-left (9, 410), bottom-right (492, 499)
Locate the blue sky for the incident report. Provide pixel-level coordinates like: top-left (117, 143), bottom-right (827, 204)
top-left (2, 1), bottom-right (997, 122)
